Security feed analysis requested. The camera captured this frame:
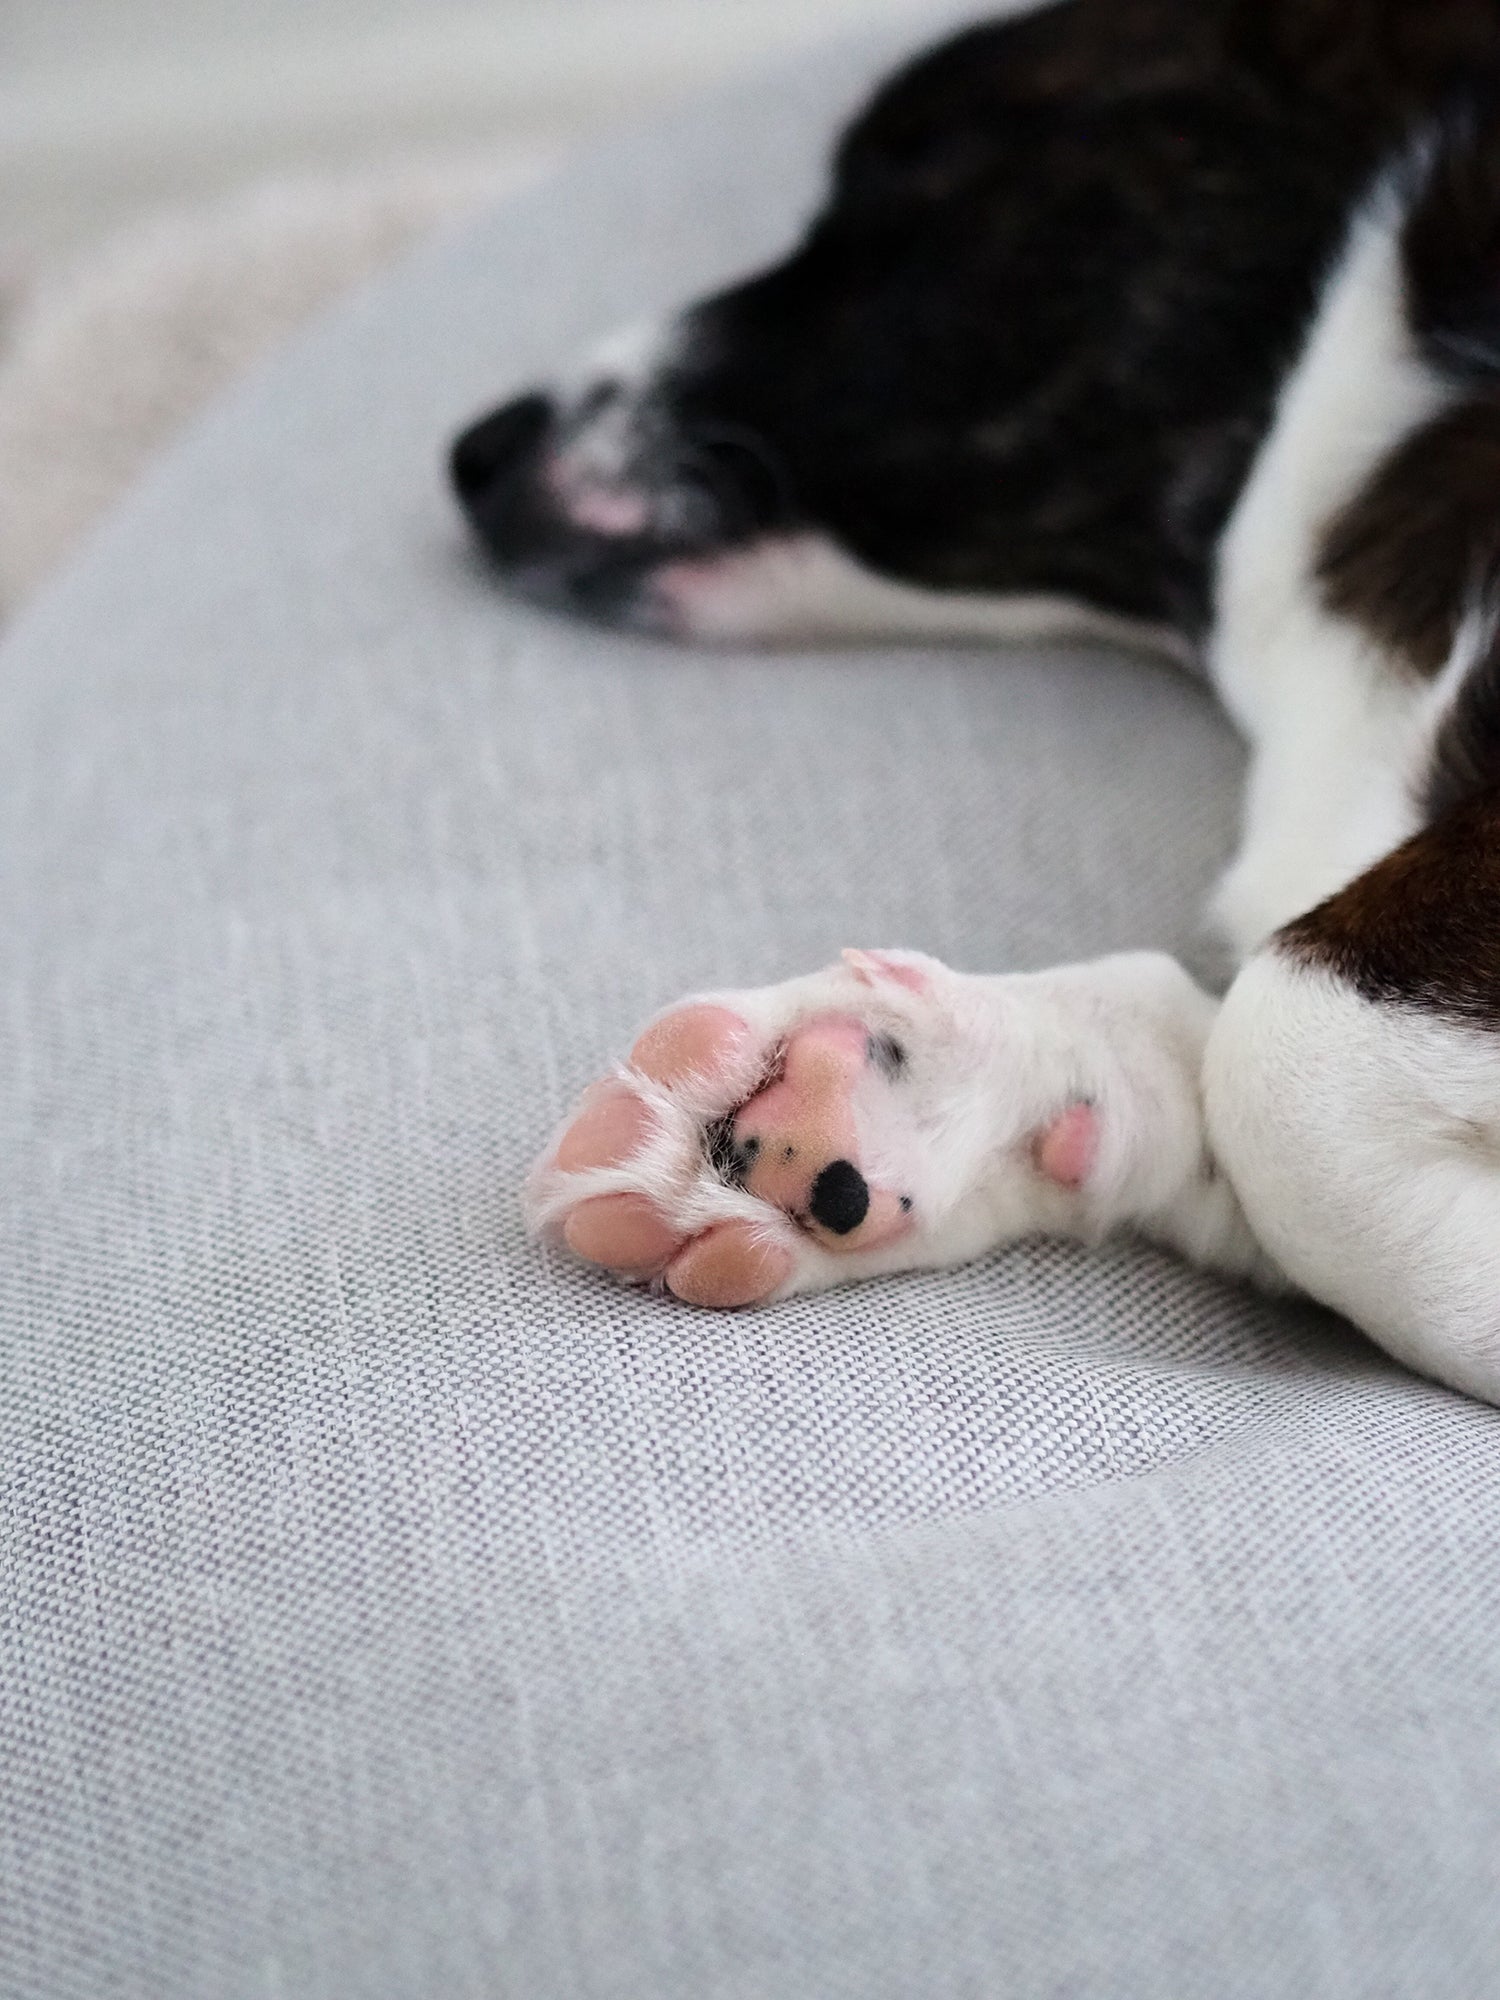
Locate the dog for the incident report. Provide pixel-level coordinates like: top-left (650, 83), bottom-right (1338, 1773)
top-left (450, 0), bottom-right (1500, 1403)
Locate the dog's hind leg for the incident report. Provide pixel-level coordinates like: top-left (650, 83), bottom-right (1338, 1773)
top-left (1206, 186), bottom-right (1454, 963)
top-left (1209, 101), bottom-right (1500, 966)
top-left (1198, 117), bottom-right (1500, 1400)
top-left (1206, 784), bottom-right (1500, 1404)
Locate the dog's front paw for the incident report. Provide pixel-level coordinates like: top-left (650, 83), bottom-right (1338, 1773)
top-left (527, 950), bottom-right (1045, 1308)
top-left (528, 947), bottom-right (1264, 1309)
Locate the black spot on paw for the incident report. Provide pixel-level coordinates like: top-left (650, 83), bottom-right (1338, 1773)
top-left (867, 1033), bottom-right (907, 1077)
top-left (706, 1116), bottom-right (758, 1189)
top-left (808, 1159), bottom-right (870, 1235)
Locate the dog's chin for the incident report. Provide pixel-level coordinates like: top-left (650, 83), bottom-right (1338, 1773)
top-left (646, 535), bottom-right (885, 645)
top-left (494, 552), bottom-right (679, 636)
top-left (487, 541), bottom-right (803, 646)
top-left (462, 516), bottom-right (775, 642)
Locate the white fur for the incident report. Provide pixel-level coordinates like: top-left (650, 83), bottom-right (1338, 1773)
top-left (1207, 194), bottom-right (1455, 958)
top-left (1146, 192), bottom-right (1500, 1399)
top-left (550, 317), bottom-right (678, 517)
top-left (650, 530), bottom-right (1192, 658)
top-left (574, 318), bottom-right (673, 394)
top-left (1207, 953), bottom-right (1500, 1402)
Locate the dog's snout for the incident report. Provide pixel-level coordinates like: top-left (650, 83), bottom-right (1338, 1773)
top-left (808, 1159), bottom-right (870, 1236)
top-left (448, 364), bottom-right (798, 633)
top-left (449, 392), bottom-right (554, 508)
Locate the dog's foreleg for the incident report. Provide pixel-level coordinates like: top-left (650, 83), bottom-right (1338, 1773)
top-left (530, 947), bottom-right (1271, 1310)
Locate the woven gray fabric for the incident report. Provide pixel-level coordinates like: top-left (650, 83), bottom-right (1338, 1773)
top-left (5, 25), bottom-right (1500, 2000)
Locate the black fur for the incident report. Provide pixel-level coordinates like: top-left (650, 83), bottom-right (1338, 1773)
top-left (1318, 392), bottom-right (1500, 681)
top-left (1403, 95), bottom-right (1500, 381)
top-left (657, 11), bottom-right (1378, 635)
top-left (1313, 100), bottom-right (1500, 809)
top-left (1428, 630), bottom-right (1500, 821)
top-left (451, 0), bottom-right (1500, 1033)
top-left (807, 1160), bottom-right (871, 1236)
top-left (1280, 788), bottom-right (1500, 1026)
top-left (451, 0), bottom-right (1500, 638)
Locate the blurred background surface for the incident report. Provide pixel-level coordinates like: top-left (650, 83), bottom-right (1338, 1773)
top-left (0, 0), bottom-right (933, 262)
top-left (0, 0), bottom-right (941, 615)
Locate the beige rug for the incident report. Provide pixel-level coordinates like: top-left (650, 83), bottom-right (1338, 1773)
top-left (0, 149), bottom-right (547, 617)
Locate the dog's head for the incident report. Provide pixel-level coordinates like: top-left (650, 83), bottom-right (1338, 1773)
top-left (450, 10), bottom-right (1351, 645)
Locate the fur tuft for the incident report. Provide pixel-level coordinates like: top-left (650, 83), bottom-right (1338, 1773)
top-left (1427, 618), bottom-right (1500, 817)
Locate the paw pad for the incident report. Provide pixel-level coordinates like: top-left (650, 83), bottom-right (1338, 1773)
top-left (563, 1193), bottom-right (681, 1275)
top-left (554, 1086), bottom-right (652, 1173)
top-left (728, 1015), bottom-right (913, 1254)
top-left (665, 1223), bottom-right (793, 1309)
top-left (535, 970), bottom-right (932, 1309)
top-left (629, 1004), bottom-right (750, 1086)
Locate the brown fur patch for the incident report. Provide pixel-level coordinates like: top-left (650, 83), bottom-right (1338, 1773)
top-left (1279, 792), bottom-right (1500, 1026)
top-left (1319, 397), bottom-right (1500, 680)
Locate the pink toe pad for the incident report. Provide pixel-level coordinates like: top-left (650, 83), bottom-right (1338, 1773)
top-left (631, 1005), bottom-right (750, 1087)
top-left (666, 1224), bottom-right (793, 1309)
top-left (555, 1086), bottom-right (652, 1174)
top-left (564, 1194), bottom-right (683, 1274)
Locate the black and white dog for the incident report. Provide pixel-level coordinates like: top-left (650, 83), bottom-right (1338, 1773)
top-left (451, 0), bottom-right (1500, 1402)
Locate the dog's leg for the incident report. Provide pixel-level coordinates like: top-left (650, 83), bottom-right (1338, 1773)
top-left (1206, 791), bottom-right (1500, 1404)
top-left (1206, 192), bottom-right (1451, 963)
top-left (530, 947), bottom-right (1269, 1309)
top-left (1200, 121), bottom-right (1500, 1400)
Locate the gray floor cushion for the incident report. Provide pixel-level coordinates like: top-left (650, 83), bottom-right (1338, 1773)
top-left (5, 26), bottom-right (1500, 2000)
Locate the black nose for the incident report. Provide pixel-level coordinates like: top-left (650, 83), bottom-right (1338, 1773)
top-left (449, 392), bottom-right (554, 509)
top-left (808, 1159), bottom-right (870, 1236)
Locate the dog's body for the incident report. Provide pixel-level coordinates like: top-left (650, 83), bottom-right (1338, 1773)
top-left (452, 0), bottom-right (1500, 1401)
